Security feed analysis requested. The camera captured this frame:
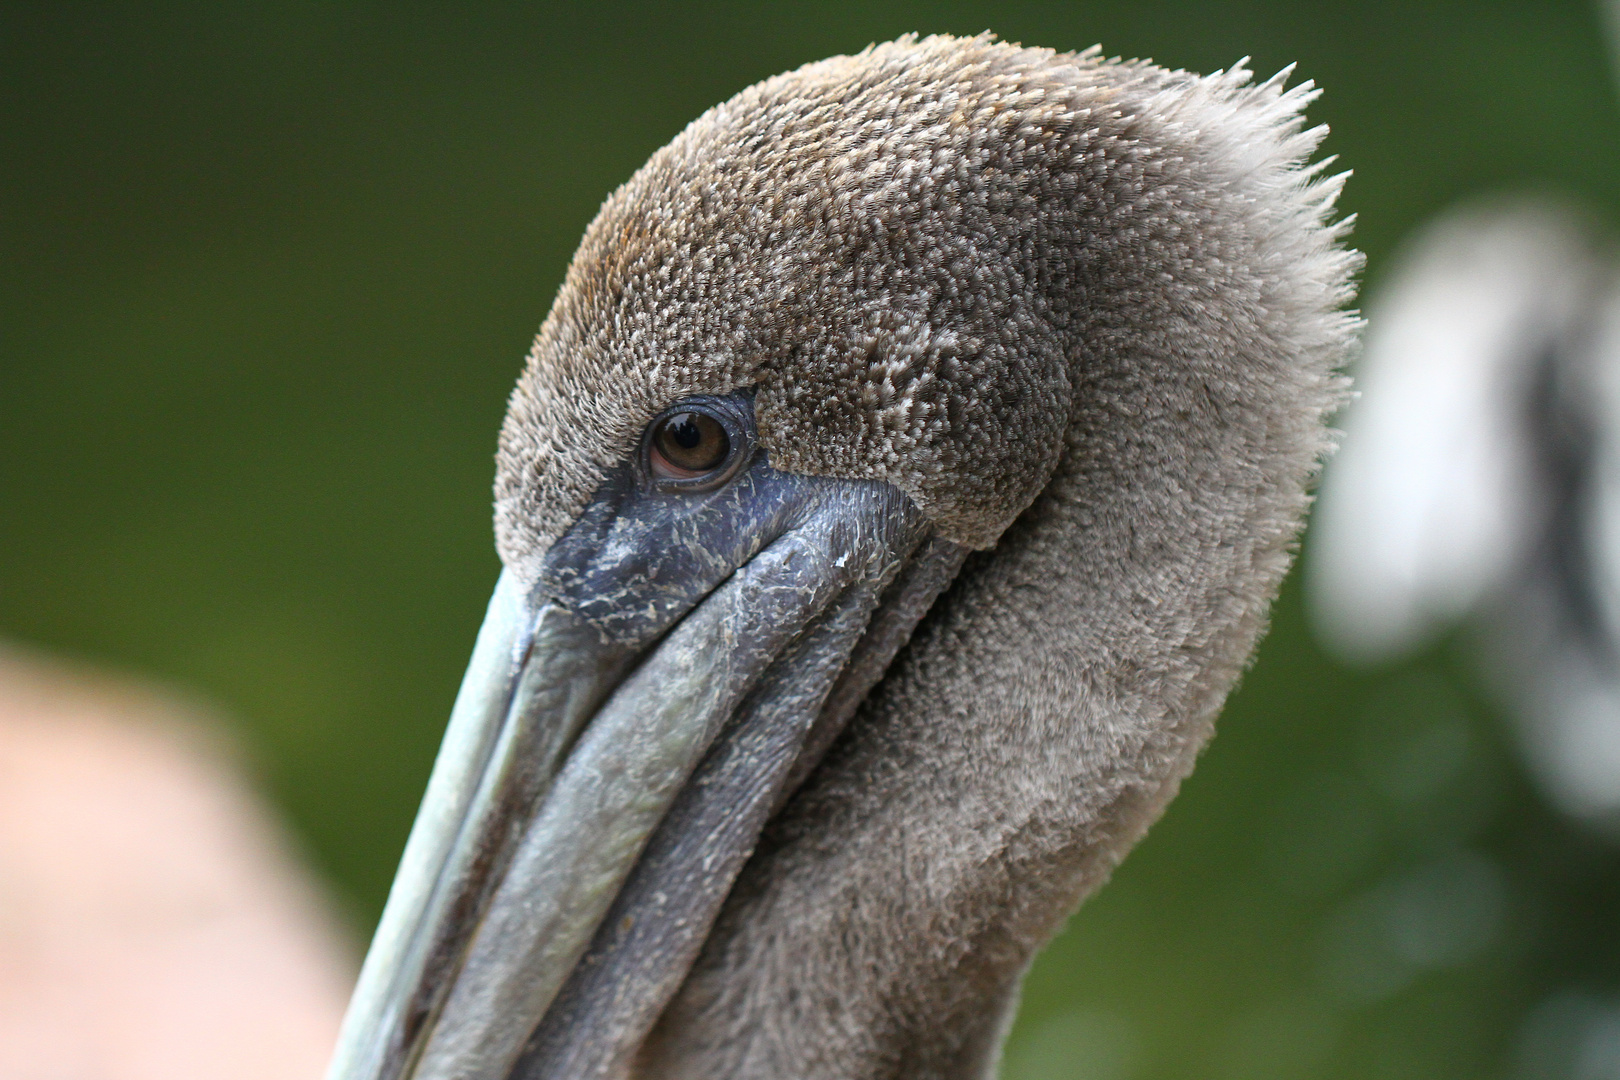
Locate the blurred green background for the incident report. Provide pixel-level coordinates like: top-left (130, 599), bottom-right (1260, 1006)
top-left (6, 2), bottom-right (1620, 1077)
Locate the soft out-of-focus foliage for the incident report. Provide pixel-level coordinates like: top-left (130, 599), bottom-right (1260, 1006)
top-left (5, 3), bottom-right (1620, 1077)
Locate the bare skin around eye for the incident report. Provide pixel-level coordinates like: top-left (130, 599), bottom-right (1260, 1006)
top-left (0, 645), bottom-right (352, 1080)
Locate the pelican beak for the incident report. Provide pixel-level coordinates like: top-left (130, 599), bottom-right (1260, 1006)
top-left (325, 459), bottom-right (961, 1080)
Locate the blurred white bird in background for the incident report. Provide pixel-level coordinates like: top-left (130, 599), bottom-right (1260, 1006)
top-left (1310, 198), bottom-right (1620, 825)
top-left (1309, 4), bottom-right (1620, 1072)
top-left (1313, 0), bottom-right (1620, 831)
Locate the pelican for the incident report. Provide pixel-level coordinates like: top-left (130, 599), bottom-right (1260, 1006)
top-left (326, 34), bottom-right (1358, 1080)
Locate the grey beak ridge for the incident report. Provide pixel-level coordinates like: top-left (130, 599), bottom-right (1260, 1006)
top-left (327, 469), bottom-right (949, 1080)
top-left (327, 571), bottom-right (635, 1080)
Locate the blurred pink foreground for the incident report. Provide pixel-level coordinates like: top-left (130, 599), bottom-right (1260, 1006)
top-left (0, 647), bottom-right (352, 1080)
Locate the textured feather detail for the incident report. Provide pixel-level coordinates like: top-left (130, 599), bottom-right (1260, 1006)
top-left (495, 34), bottom-right (1358, 573)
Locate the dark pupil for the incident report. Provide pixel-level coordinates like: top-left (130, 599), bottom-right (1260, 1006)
top-left (656, 412), bottom-right (728, 472)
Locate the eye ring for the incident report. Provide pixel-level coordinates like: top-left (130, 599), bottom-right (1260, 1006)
top-left (642, 396), bottom-right (753, 493)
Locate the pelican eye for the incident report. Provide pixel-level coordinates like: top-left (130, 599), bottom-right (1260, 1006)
top-left (644, 401), bottom-right (750, 491)
top-left (652, 412), bottom-right (728, 473)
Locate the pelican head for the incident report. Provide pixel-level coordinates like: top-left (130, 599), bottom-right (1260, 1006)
top-left (328, 34), bottom-right (1358, 1080)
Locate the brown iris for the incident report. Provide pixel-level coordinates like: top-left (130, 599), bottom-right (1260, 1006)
top-left (649, 411), bottom-right (731, 479)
